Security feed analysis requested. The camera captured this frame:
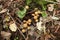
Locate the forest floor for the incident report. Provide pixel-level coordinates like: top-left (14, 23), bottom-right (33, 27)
top-left (0, 0), bottom-right (60, 40)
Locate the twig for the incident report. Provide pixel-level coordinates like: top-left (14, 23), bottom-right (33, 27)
top-left (53, 9), bottom-right (56, 16)
top-left (36, 36), bottom-right (40, 40)
top-left (25, 34), bottom-right (29, 40)
top-left (17, 27), bottom-right (25, 39)
top-left (54, 25), bottom-right (60, 33)
top-left (7, 11), bottom-right (26, 39)
top-left (50, 34), bottom-right (56, 39)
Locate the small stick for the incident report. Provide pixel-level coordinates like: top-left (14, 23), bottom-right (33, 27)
top-left (7, 12), bottom-right (26, 39)
top-left (54, 26), bottom-right (60, 33)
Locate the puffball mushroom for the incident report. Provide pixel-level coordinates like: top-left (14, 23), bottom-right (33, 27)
top-left (28, 19), bottom-right (32, 23)
top-left (23, 23), bottom-right (28, 28)
top-left (22, 29), bottom-right (26, 33)
top-left (25, 5), bottom-right (29, 9)
top-left (9, 22), bottom-right (17, 32)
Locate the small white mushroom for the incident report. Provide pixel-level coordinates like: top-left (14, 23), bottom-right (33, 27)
top-left (36, 21), bottom-right (43, 31)
top-left (9, 22), bottom-right (17, 32)
top-left (36, 17), bottom-right (43, 31)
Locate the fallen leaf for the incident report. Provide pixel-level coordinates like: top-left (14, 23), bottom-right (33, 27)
top-left (56, 0), bottom-right (60, 2)
top-left (3, 15), bottom-right (10, 22)
top-left (48, 4), bottom-right (54, 11)
top-left (1, 31), bottom-right (11, 40)
top-left (0, 9), bottom-right (7, 14)
top-left (51, 16), bottom-right (59, 20)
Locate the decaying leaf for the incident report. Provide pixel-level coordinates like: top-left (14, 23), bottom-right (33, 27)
top-left (51, 16), bottom-right (59, 20)
top-left (56, 0), bottom-right (60, 2)
top-left (0, 9), bottom-right (7, 14)
top-left (3, 23), bottom-right (9, 29)
top-left (3, 15), bottom-right (10, 22)
top-left (48, 4), bottom-right (54, 11)
top-left (1, 31), bottom-right (11, 40)
top-left (9, 22), bottom-right (17, 32)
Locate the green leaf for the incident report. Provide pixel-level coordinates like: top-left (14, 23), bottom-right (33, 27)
top-left (34, 0), bottom-right (48, 10)
top-left (14, 37), bottom-right (18, 40)
top-left (26, 0), bottom-right (32, 5)
top-left (41, 11), bottom-right (47, 18)
top-left (16, 8), bottom-right (26, 19)
top-left (34, 0), bottom-right (47, 5)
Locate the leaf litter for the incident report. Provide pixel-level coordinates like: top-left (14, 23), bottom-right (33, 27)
top-left (0, 0), bottom-right (60, 40)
